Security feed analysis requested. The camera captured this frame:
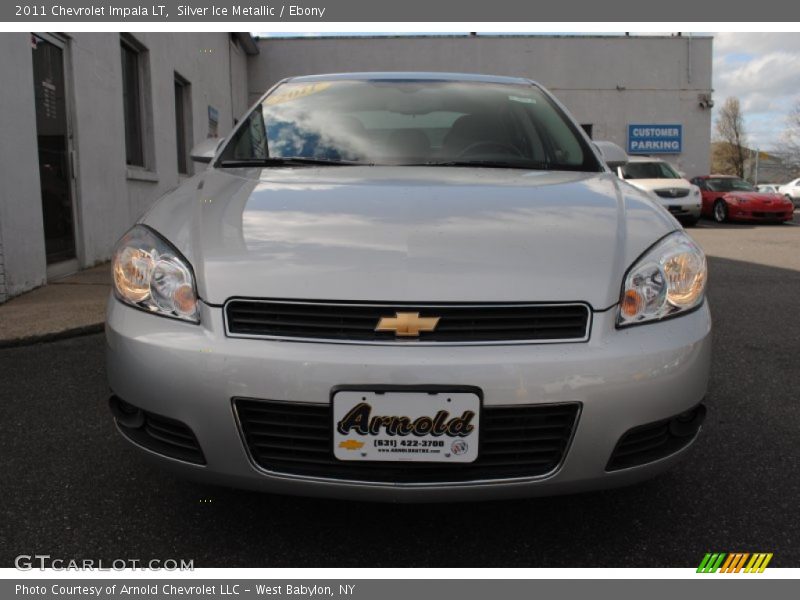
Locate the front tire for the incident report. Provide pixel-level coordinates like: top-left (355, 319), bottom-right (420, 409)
top-left (713, 200), bottom-right (729, 223)
top-left (680, 216), bottom-right (699, 227)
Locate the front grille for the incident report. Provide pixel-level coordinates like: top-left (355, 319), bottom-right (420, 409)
top-left (225, 299), bottom-right (591, 343)
top-left (234, 398), bottom-right (579, 483)
top-left (606, 404), bottom-right (706, 471)
top-left (655, 188), bottom-right (690, 198)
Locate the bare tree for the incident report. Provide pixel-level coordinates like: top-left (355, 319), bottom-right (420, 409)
top-left (774, 101), bottom-right (800, 171)
top-left (713, 97), bottom-right (748, 177)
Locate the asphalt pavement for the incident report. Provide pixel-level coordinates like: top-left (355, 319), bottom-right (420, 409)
top-left (1, 218), bottom-right (799, 568)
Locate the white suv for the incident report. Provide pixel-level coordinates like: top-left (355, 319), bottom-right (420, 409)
top-left (778, 178), bottom-right (800, 207)
top-left (610, 156), bottom-right (702, 226)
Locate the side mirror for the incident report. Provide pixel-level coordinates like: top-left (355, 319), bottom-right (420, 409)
top-left (190, 138), bottom-right (223, 164)
top-left (594, 141), bottom-right (629, 170)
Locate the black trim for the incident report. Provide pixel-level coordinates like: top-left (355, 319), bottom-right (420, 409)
top-left (232, 395), bottom-right (581, 484)
top-left (223, 298), bottom-right (592, 344)
top-left (110, 395), bottom-right (206, 465)
top-left (606, 403), bottom-right (706, 471)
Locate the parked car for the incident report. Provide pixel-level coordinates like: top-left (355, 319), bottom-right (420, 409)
top-left (107, 72), bottom-right (710, 501)
top-left (691, 175), bottom-right (794, 223)
top-left (756, 184), bottom-right (780, 194)
top-left (778, 178), bottom-right (800, 207)
top-left (609, 156), bottom-right (701, 226)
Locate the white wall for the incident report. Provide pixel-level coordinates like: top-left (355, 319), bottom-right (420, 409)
top-left (0, 33), bottom-right (48, 298)
top-left (0, 32), bottom-right (250, 301)
top-left (69, 32), bottom-right (247, 267)
top-left (229, 36), bottom-right (250, 119)
top-left (0, 228), bottom-right (7, 303)
top-left (248, 35), bottom-right (713, 176)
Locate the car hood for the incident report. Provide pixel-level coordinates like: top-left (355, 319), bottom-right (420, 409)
top-left (626, 178), bottom-right (693, 192)
top-left (141, 166), bottom-right (678, 308)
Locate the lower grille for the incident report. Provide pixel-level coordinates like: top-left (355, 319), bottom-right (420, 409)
top-left (234, 398), bottom-right (579, 483)
top-left (225, 299), bottom-right (591, 344)
top-left (606, 404), bottom-right (706, 471)
top-left (111, 396), bottom-right (205, 465)
top-left (667, 205), bottom-right (691, 214)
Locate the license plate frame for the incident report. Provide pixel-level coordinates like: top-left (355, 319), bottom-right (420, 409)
top-left (331, 386), bottom-right (482, 463)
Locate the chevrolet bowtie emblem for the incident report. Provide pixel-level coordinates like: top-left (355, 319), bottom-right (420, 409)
top-left (338, 439), bottom-right (364, 450)
top-left (375, 312), bottom-right (440, 337)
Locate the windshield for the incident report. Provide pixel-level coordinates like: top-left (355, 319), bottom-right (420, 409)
top-left (217, 79), bottom-right (601, 171)
top-left (705, 177), bottom-right (755, 192)
top-left (620, 161), bottom-right (681, 180)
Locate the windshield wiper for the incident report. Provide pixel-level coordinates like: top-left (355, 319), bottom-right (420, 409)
top-left (412, 160), bottom-right (551, 170)
top-left (217, 157), bottom-right (370, 168)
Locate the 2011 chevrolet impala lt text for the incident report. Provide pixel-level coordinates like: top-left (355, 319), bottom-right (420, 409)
top-left (106, 72), bottom-right (711, 501)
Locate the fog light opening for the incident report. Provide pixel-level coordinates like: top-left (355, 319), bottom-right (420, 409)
top-left (669, 404), bottom-right (707, 437)
top-left (109, 395), bottom-right (145, 429)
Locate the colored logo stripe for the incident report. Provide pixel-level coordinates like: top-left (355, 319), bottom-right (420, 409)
top-left (720, 553), bottom-right (748, 573)
top-left (697, 553), bottom-right (773, 573)
top-left (697, 553), bottom-right (726, 573)
top-left (745, 553), bottom-right (773, 573)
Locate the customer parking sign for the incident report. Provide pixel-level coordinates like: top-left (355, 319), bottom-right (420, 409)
top-left (627, 124), bottom-right (683, 154)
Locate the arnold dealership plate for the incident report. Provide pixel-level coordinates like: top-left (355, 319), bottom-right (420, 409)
top-left (332, 390), bottom-right (480, 463)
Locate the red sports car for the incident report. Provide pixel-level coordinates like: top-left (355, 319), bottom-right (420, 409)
top-left (690, 175), bottom-right (795, 223)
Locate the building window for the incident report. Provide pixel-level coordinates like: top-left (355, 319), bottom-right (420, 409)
top-left (119, 34), bottom-right (155, 176)
top-left (580, 124), bottom-right (594, 139)
top-left (120, 38), bottom-right (145, 167)
top-left (174, 73), bottom-right (192, 175)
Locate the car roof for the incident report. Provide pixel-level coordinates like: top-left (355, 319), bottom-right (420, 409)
top-left (287, 72), bottom-right (536, 86)
top-left (695, 174), bottom-right (738, 179)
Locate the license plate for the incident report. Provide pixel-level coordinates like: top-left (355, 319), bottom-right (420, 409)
top-left (332, 390), bottom-right (480, 463)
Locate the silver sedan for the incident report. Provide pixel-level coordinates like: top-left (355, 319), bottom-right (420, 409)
top-left (106, 72), bottom-right (711, 501)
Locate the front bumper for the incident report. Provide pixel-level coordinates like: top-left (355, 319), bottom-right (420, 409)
top-left (656, 198), bottom-right (701, 221)
top-left (728, 204), bottom-right (794, 222)
top-left (106, 297), bottom-right (712, 501)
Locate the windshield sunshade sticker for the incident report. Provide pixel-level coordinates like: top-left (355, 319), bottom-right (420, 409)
top-left (509, 95), bottom-right (537, 104)
top-left (265, 82), bottom-right (332, 106)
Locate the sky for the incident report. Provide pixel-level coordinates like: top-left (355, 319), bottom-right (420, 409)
top-left (713, 32), bottom-right (800, 150)
top-left (258, 32), bottom-right (800, 150)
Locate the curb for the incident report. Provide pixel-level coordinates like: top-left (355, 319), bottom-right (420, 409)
top-left (0, 323), bottom-right (105, 349)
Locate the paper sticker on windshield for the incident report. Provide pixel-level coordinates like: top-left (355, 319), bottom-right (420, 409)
top-left (266, 82), bottom-right (332, 106)
top-left (509, 95), bottom-right (536, 104)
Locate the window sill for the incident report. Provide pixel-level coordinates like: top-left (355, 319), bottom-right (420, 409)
top-left (126, 168), bottom-right (159, 183)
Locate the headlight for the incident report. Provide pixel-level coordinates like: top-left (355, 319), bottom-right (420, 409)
top-left (112, 225), bottom-right (200, 323)
top-left (617, 231), bottom-right (706, 327)
top-left (690, 185), bottom-right (701, 197)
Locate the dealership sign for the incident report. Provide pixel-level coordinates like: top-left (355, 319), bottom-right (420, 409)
top-left (627, 124), bottom-right (683, 154)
